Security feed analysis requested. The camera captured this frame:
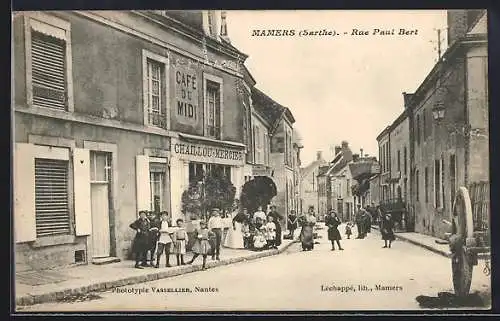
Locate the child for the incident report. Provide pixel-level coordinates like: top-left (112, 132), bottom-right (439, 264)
top-left (345, 221), bottom-right (353, 239)
top-left (172, 219), bottom-right (187, 266)
top-left (155, 211), bottom-right (175, 268)
top-left (253, 227), bottom-right (267, 251)
top-left (187, 221), bottom-right (213, 269)
top-left (265, 216), bottom-right (277, 249)
top-left (147, 211), bottom-right (161, 267)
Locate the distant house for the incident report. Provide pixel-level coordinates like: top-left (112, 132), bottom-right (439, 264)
top-left (299, 151), bottom-right (327, 215)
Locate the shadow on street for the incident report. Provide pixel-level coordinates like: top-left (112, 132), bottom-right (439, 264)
top-left (415, 291), bottom-right (491, 309)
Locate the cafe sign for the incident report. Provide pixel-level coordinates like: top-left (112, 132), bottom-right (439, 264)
top-left (174, 66), bottom-right (199, 125)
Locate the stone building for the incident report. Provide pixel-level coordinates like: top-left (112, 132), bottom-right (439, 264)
top-left (299, 151), bottom-right (327, 215)
top-left (407, 10), bottom-right (487, 238)
top-left (13, 10), bottom-right (250, 270)
top-left (376, 109), bottom-right (411, 229)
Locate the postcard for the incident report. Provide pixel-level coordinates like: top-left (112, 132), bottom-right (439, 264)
top-left (12, 9), bottom-right (490, 312)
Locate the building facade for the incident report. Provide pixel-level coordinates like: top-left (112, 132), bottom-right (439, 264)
top-left (13, 10), bottom-right (250, 271)
top-left (299, 151), bottom-right (327, 215)
top-left (408, 10), bottom-right (487, 238)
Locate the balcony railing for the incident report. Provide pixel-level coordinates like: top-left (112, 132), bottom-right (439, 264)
top-left (148, 112), bottom-right (167, 129)
top-left (207, 125), bottom-right (221, 139)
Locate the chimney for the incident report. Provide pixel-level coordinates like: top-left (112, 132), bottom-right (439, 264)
top-left (447, 10), bottom-right (469, 46)
top-left (220, 11), bottom-right (230, 43)
top-left (335, 146), bottom-right (341, 155)
top-left (360, 148), bottom-right (364, 158)
top-left (316, 151), bottom-right (323, 161)
top-left (402, 92), bottom-right (414, 109)
top-left (341, 141), bottom-right (348, 148)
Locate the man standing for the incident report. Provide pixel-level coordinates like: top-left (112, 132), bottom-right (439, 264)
top-left (355, 204), bottom-right (365, 239)
top-left (267, 205), bottom-right (284, 247)
top-left (208, 208), bottom-right (224, 261)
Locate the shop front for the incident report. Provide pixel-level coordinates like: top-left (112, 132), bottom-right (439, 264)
top-left (169, 134), bottom-right (246, 223)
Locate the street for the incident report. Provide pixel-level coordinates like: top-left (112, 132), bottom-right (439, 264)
top-left (19, 225), bottom-right (491, 311)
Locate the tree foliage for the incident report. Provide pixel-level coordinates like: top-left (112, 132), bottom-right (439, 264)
top-left (181, 169), bottom-right (236, 220)
top-left (240, 176), bottom-right (277, 214)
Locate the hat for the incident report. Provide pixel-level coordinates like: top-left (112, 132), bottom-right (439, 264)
top-left (139, 210), bottom-right (148, 215)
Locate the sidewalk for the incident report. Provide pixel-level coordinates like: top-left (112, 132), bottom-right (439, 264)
top-left (372, 225), bottom-right (451, 258)
top-left (15, 238), bottom-right (298, 307)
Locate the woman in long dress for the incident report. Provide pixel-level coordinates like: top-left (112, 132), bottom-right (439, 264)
top-left (299, 213), bottom-right (315, 251)
top-left (223, 209), bottom-right (246, 249)
top-left (381, 213), bottom-right (396, 248)
top-left (325, 210), bottom-right (344, 251)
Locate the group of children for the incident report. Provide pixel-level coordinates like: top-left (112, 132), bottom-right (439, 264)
top-left (130, 210), bottom-right (225, 270)
top-left (252, 215), bottom-right (279, 251)
top-left (130, 211), bottom-right (189, 269)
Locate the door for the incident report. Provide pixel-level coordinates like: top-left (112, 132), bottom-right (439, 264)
top-left (91, 183), bottom-right (111, 258)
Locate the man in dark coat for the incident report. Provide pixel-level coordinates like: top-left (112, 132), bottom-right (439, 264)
top-left (147, 211), bottom-right (162, 266)
top-left (364, 207), bottom-right (372, 234)
top-left (354, 204), bottom-right (365, 239)
top-left (130, 210), bottom-right (151, 269)
top-left (267, 205), bottom-right (284, 246)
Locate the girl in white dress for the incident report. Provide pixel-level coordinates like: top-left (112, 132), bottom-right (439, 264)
top-left (265, 216), bottom-right (277, 249)
top-left (224, 209), bottom-right (246, 249)
top-left (155, 212), bottom-right (175, 268)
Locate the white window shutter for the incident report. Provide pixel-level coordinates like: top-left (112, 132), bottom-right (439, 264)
top-left (136, 155), bottom-right (151, 215)
top-left (14, 143), bottom-right (36, 243)
top-left (73, 148), bottom-right (92, 236)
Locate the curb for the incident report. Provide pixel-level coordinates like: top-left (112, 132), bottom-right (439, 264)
top-left (16, 240), bottom-right (298, 307)
top-left (371, 226), bottom-right (451, 258)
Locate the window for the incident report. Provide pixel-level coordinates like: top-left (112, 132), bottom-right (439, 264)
top-left (423, 111), bottom-right (427, 140)
top-left (34, 158), bottom-right (70, 237)
top-left (254, 125), bottom-right (262, 164)
top-left (142, 50), bottom-right (169, 129)
top-left (435, 159), bottom-right (441, 208)
top-left (397, 150), bottom-right (401, 172)
top-left (189, 163), bottom-right (231, 184)
top-left (204, 74), bottom-right (223, 140)
top-left (450, 155), bottom-right (456, 208)
top-left (403, 147), bottom-right (407, 176)
top-left (416, 115), bottom-right (421, 145)
top-left (150, 163), bottom-right (166, 213)
top-left (415, 170), bottom-right (420, 201)
top-left (441, 157), bottom-right (445, 209)
top-left (90, 152), bottom-right (111, 183)
top-left (25, 14), bottom-right (73, 111)
top-left (424, 167), bottom-right (429, 203)
top-left (346, 179), bottom-right (350, 196)
top-left (264, 133), bottom-right (269, 165)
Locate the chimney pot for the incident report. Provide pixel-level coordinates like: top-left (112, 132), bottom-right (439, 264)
top-left (316, 151), bottom-right (322, 160)
top-left (341, 141), bottom-right (348, 148)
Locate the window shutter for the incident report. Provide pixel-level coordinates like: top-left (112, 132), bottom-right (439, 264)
top-left (35, 158), bottom-right (70, 236)
top-left (14, 143), bottom-right (36, 243)
top-left (31, 31), bottom-right (67, 110)
top-left (73, 148), bottom-right (92, 236)
top-left (136, 155), bottom-right (151, 214)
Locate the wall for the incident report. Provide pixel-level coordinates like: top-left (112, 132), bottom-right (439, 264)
top-left (466, 45), bottom-right (489, 184)
top-left (15, 112), bottom-right (172, 268)
top-left (13, 12), bottom-right (244, 144)
top-left (389, 117), bottom-right (410, 203)
top-left (412, 59), bottom-right (467, 238)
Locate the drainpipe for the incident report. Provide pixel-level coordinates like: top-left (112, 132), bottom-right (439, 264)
top-left (463, 57), bottom-right (469, 188)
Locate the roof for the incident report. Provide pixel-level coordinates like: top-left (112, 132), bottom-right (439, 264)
top-left (300, 158), bottom-right (327, 179)
top-left (317, 165), bottom-right (330, 177)
top-left (348, 159), bottom-right (380, 181)
top-left (252, 87), bottom-right (292, 132)
top-left (376, 109), bottom-right (408, 141)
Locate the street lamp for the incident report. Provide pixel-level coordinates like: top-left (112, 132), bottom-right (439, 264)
top-left (432, 102), bottom-right (446, 122)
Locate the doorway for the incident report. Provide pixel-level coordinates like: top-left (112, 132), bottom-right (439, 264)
top-left (90, 151), bottom-right (112, 258)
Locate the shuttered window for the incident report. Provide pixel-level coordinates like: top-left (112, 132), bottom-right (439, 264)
top-left (31, 30), bottom-right (67, 110)
top-left (35, 158), bottom-right (70, 237)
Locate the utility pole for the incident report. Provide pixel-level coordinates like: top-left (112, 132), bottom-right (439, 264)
top-left (437, 28), bottom-right (442, 59)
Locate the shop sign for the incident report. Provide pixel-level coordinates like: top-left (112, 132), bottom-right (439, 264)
top-left (173, 142), bottom-right (244, 162)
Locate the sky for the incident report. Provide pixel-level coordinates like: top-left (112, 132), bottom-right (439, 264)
top-left (225, 10), bottom-right (448, 165)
